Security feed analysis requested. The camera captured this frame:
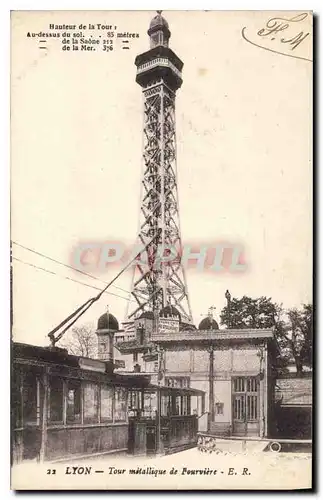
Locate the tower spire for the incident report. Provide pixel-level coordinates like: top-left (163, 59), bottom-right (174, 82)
top-left (147, 10), bottom-right (171, 49)
top-left (126, 13), bottom-right (192, 325)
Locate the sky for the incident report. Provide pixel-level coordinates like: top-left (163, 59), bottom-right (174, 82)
top-left (11, 11), bottom-right (312, 347)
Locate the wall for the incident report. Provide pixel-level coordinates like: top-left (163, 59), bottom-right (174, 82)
top-left (46, 423), bottom-right (128, 460)
top-left (113, 340), bottom-right (269, 437)
top-left (164, 345), bottom-right (263, 378)
top-left (162, 342), bottom-right (267, 436)
top-left (164, 346), bottom-right (191, 373)
top-left (231, 348), bottom-right (261, 373)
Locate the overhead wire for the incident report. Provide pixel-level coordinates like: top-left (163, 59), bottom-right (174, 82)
top-left (12, 230), bottom-right (159, 344)
top-left (12, 257), bottom-right (135, 302)
top-left (46, 233), bottom-right (156, 342)
top-left (11, 240), bottom-right (133, 296)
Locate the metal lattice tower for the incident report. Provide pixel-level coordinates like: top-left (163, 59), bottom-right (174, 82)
top-left (126, 12), bottom-right (193, 324)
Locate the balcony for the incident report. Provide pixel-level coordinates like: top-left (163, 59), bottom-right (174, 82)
top-left (137, 57), bottom-right (182, 79)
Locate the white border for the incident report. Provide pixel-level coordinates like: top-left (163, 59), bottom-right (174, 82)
top-left (1, 1), bottom-right (319, 498)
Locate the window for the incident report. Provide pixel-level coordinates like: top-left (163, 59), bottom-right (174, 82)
top-left (175, 396), bottom-right (181, 415)
top-left (233, 378), bottom-right (245, 393)
top-left (83, 382), bottom-right (99, 423)
top-left (232, 377), bottom-right (259, 422)
top-left (161, 395), bottom-right (171, 417)
top-left (115, 387), bottom-right (127, 421)
top-left (133, 353), bottom-right (138, 363)
top-left (49, 377), bottom-right (63, 423)
top-left (13, 371), bottom-right (23, 427)
top-left (23, 372), bottom-right (38, 424)
top-left (215, 403), bottom-right (224, 416)
top-left (182, 395), bottom-right (190, 416)
top-left (165, 377), bottom-right (190, 388)
top-left (144, 392), bottom-right (155, 417)
top-left (153, 361), bottom-right (159, 372)
top-left (246, 395), bottom-right (258, 420)
top-left (161, 393), bottom-right (192, 417)
top-left (233, 377), bottom-right (258, 394)
top-left (129, 390), bottom-right (142, 411)
top-left (101, 386), bottom-right (113, 422)
top-left (233, 396), bottom-right (245, 420)
top-left (66, 379), bottom-right (82, 423)
top-left (152, 33), bottom-right (159, 47)
top-left (247, 378), bottom-right (258, 392)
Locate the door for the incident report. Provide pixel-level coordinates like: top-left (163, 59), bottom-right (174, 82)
top-left (232, 377), bottom-right (260, 436)
top-left (146, 425), bottom-right (157, 455)
top-left (133, 422), bottom-right (147, 455)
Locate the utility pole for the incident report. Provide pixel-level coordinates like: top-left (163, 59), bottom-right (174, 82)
top-left (208, 346), bottom-right (215, 425)
top-left (225, 290), bottom-right (232, 329)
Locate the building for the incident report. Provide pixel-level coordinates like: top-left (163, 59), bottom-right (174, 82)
top-left (117, 313), bottom-right (278, 438)
top-left (275, 374), bottom-right (312, 439)
top-left (12, 342), bottom-right (131, 462)
top-left (12, 309), bottom-right (205, 462)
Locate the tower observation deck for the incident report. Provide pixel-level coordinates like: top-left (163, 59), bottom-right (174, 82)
top-left (126, 12), bottom-right (193, 326)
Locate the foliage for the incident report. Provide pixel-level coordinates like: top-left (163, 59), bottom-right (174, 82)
top-left (220, 295), bottom-right (278, 329)
top-left (220, 296), bottom-right (313, 376)
top-left (278, 304), bottom-right (313, 375)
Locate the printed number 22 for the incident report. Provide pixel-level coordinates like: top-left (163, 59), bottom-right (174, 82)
top-left (47, 469), bottom-right (56, 474)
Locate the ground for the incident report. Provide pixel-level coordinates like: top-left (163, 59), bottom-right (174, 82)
top-left (12, 445), bottom-right (312, 490)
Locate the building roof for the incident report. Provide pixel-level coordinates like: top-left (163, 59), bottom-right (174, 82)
top-left (117, 373), bottom-right (205, 396)
top-left (13, 342), bottom-right (80, 368)
top-left (13, 342), bottom-right (146, 388)
top-left (13, 343), bottom-right (206, 397)
top-left (180, 322), bottom-right (197, 331)
top-left (138, 311), bottom-right (154, 320)
top-left (115, 339), bottom-right (154, 354)
top-left (97, 312), bottom-right (119, 331)
top-left (160, 305), bottom-right (181, 321)
top-left (152, 328), bottom-right (274, 344)
top-left (149, 11), bottom-right (169, 31)
top-left (115, 328), bottom-right (275, 353)
top-left (147, 383), bottom-right (205, 397)
top-left (198, 317), bottom-right (219, 330)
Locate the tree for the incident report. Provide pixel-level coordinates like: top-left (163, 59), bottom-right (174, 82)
top-left (220, 295), bottom-right (280, 329)
top-left (278, 304), bottom-right (313, 376)
top-left (300, 304), bottom-right (313, 367)
top-left (61, 323), bottom-right (97, 358)
top-left (220, 296), bottom-right (313, 376)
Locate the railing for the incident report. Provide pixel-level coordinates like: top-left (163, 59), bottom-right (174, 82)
top-left (137, 58), bottom-right (182, 79)
top-left (161, 415), bottom-right (198, 453)
top-left (197, 433), bottom-right (260, 454)
top-left (197, 432), bottom-right (312, 454)
top-left (128, 413), bottom-right (197, 456)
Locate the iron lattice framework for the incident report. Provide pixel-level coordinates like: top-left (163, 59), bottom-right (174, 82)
top-left (126, 14), bottom-right (193, 324)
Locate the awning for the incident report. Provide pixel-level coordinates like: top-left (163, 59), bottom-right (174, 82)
top-left (128, 383), bottom-right (205, 396)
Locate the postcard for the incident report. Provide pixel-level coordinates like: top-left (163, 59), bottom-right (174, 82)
top-left (11, 10), bottom-right (313, 490)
